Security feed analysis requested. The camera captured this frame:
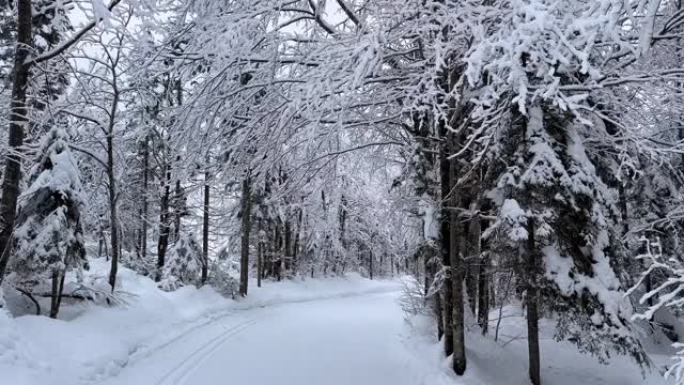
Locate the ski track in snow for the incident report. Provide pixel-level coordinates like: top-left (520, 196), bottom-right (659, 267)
top-left (154, 319), bottom-right (258, 385)
top-left (6, 279), bottom-right (672, 385)
top-left (97, 290), bottom-right (453, 385)
top-left (84, 282), bottom-right (400, 385)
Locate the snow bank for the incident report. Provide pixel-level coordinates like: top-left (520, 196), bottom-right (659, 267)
top-left (0, 259), bottom-right (401, 385)
top-left (401, 305), bottom-right (674, 385)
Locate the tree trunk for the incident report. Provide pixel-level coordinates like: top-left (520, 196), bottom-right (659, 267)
top-left (284, 219), bottom-right (292, 274)
top-left (0, 0), bottom-right (32, 283)
top-left (390, 253), bottom-right (394, 276)
top-left (369, 248), bottom-right (374, 280)
top-left (293, 208), bottom-right (302, 274)
top-left (266, 220), bottom-right (274, 279)
top-left (239, 177), bottom-right (252, 296)
top-left (98, 235), bottom-right (104, 259)
top-left (426, 246), bottom-right (444, 340)
top-left (339, 196), bottom-right (347, 275)
top-left (156, 166), bottom-right (171, 281)
top-left (465, 206), bottom-right (480, 315)
top-left (172, 179), bottom-right (182, 243)
top-left (107, 83), bottom-right (120, 291)
top-left (439, 131), bottom-right (454, 358)
top-left (56, 272), bottom-right (66, 313)
top-left (274, 220), bottom-right (282, 281)
top-left (526, 219), bottom-right (541, 385)
top-left (257, 219), bottom-right (263, 288)
top-left (201, 173), bottom-right (210, 284)
top-left (424, 247), bottom-right (431, 298)
top-left (140, 136), bottom-right (149, 263)
top-left (477, 252), bottom-right (490, 335)
top-left (450, 159), bottom-right (467, 376)
top-left (50, 270), bottom-right (64, 319)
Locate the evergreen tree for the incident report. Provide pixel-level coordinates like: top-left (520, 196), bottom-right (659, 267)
top-left (11, 127), bottom-right (86, 318)
top-left (485, 104), bottom-right (648, 383)
top-left (158, 231), bottom-right (203, 291)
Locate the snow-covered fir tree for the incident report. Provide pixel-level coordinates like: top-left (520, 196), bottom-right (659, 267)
top-left (158, 231), bottom-right (203, 291)
top-left (10, 127), bottom-right (86, 318)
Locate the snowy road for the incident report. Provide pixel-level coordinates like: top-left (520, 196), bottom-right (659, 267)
top-left (100, 291), bottom-right (445, 385)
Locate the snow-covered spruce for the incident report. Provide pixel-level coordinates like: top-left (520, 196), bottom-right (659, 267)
top-left (158, 231), bottom-right (203, 291)
top-left (9, 127), bottom-right (87, 318)
top-left (484, 104), bottom-right (647, 368)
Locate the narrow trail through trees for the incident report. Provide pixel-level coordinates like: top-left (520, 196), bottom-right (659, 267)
top-left (99, 291), bottom-right (452, 385)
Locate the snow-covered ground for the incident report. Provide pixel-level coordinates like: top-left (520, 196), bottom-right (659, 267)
top-left (404, 307), bottom-right (675, 385)
top-left (1, 259), bottom-right (677, 385)
top-left (99, 291), bottom-right (452, 385)
top-left (0, 259), bottom-right (400, 385)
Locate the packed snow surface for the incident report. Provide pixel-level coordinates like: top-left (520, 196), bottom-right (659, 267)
top-left (0, 260), bottom-right (400, 385)
top-left (1, 259), bottom-right (675, 385)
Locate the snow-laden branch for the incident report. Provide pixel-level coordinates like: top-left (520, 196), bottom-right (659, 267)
top-left (30, 0), bottom-right (122, 65)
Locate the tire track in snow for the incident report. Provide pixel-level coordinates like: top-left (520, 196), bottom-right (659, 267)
top-left (154, 318), bottom-right (258, 385)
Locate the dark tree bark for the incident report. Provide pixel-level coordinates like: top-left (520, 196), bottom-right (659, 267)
top-left (369, 248), bottom-right (374, 280)
top-left (425, 245), bottom-right (444, 340)
top-left (465, 206), bottom-right (480, 315)
top-left (156, 166), bottom-right (171, 281)
top-left (140, 136), bottom-right (149, 262)
top-left (449, 157), bottom-right (467, 376)
top-left (274, 220), bottom-right (282, 281)
top-left (172, 179), bottom-right (182, 243)
top-left (477, 252), bottom-right (490, 335)
top-left (56, 272), bottom-right (65, 314)
top-left (266, 220), bottom-right (274, 279)
top-left (293, 208), bottom-right (303, 274)
top-left (98, 234), bottom-right (104, 259)
top-left (339, 195), bottom-right (347, 274)
top-left (107, 71), bottom-right (120, 291)
top-left (239, 177), bottom-right (252, 296)
top-left (423, 248), bottom-right (430, 298)
top-left (257, 218), bottom-right (263, 288)
top-left (438, 126), bottom-right (454, 358)
top-left (50, 270), bottom-right (61, 318)
top-left (526, 219), bottom-right (541, 385)
top-left (284, 219), bottom-right (292, 273)
top-left (0, 0), bottom-right (32, 282)
top-left (201, 172), bottom-right (210, 284)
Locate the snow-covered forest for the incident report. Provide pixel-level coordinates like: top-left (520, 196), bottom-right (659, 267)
top-left (2, 0), bottom-right (684, 384)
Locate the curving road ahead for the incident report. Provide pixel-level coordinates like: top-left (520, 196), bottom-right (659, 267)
top-left (100, 291), bottom-right (450, 385)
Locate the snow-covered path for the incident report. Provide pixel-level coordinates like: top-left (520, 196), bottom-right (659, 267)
top-left (100, 291), bottom-right (446, 385)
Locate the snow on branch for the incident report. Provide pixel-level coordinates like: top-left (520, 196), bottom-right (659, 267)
top-left (30, 0), bottom-right (122, 65)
